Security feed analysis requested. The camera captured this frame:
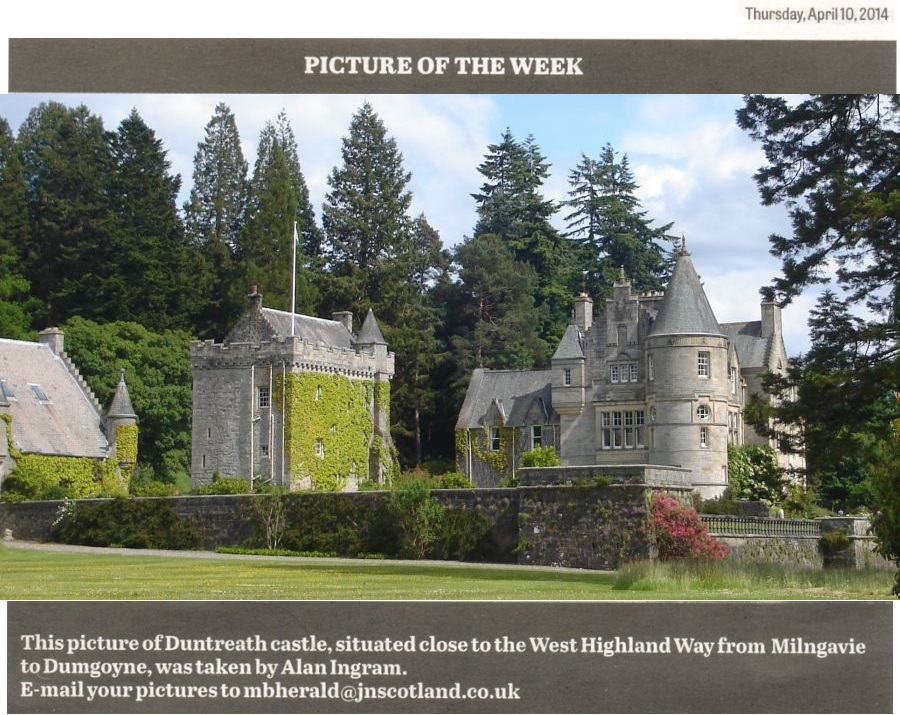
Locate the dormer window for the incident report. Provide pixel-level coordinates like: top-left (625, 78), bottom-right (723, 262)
top-left (29, 383), bottom-right (50, 403)
top-left (0, 379), bottom-right (15, 401)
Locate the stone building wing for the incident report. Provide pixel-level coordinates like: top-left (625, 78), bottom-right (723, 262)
top-left (456, 368), bottom-right (555, 430)
top-left (0, 338), bottom-right (107, 459)
top-left (649, 250), bottom-right (724, 337)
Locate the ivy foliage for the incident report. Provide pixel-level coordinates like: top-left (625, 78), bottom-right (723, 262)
top-left (276, 371), bottom-right (375, 491)
top-left (0, 413), bottom-right (124, 501)
top-left (520, 445), bottom-right (560, 468)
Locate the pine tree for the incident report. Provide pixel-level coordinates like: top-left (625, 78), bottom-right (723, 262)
top-left (472, 129), bottom-right (573, 358)
top-left (384, 214), bottom-right (451, 466)
top-left (452, 233), bottom-right (547, 373)
top-left (564, 144), bottom-right (675, 300)
top-left (737, 94), bottom-right (899, 522)
top-left (183, 102), bottom-right (249, 337)
top-left (261, 110), bottom-right (324, 263)
top-left (109, 109), bottom-right (199, 331)
top-left (320, 102), bottom-right (413, 317)
top-left (16, 101), bottom-right (122, 325)
top-left (0, 115), bottom-right (39, 338)
top-left (239, 135), bottom-right (314, 313)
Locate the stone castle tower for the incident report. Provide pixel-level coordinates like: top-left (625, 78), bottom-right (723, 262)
top-left (457, 246), bottom-right (800, 498)
top-left (190, 288), bottom-right (395, 491)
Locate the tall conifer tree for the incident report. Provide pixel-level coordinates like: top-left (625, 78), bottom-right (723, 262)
top-left (109, 109), bottom-right (199, 331)
top-left (472, 129), bottom-right (573, 358)
top-left (183, 102), bottom-right (248, 337)
top-left (0, 116), bottom-right (38, 338)
top-left (564, 144), bottom-right (676, 299)
top-left (17, 101), bottom-right (121, 325)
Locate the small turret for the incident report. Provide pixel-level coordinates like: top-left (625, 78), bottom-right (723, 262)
top-left (106, 369), bottom-right (138, 482)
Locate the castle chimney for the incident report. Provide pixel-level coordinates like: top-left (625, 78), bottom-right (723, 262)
top-left (248, 285), bottom-right (263, 311)
top-left (573, 293), bottom-right (593, 332)
top-left (761, 301), bottom-right (781, 339)
top-left (332, 311), bottom-right (354, 334)
top-left (38, 327), bottom-right (65, 356)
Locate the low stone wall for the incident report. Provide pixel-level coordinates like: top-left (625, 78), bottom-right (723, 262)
top-left (1, 492), bottom-right (891, 572)
top-left (518, 464), bottom-right (693, 488)
top-left (516, 485), bottom-right (661, 570)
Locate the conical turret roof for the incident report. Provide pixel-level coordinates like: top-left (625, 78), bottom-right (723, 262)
top-left (649, 249), bottom-right (724, 337)
top-left (357, 308), bottom-right (387, 345)
top-left (551, 324), bottom-right (585, 360)
top-left (107, 369), bottom-right (137, 420)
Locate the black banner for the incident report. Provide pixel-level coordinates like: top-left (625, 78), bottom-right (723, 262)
top-left (6, 600), bottom-right (893, 713)
top-left (7, 39), bottom-right (896, 93)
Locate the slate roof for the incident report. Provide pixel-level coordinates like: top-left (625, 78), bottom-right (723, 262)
top-left (107, 370), bottom-right (137, 420)
top-left (552, 324), bottom-right (585, 360)
top-left (456, 368), bottom-right (554, 429)
top-left (721, 320), bottom-right (771, 369)
top-left (260, 308), bottom-right (355, 348)
top-left (357, 309), bottom-right (387, 345)
top-left (0, 338), bottom-right (108, 458)
top-left (649, 250), bottom-right (724, 337)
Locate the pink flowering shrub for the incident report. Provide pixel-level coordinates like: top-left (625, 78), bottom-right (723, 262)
top-left (650, 492), bottom-right (730, 562)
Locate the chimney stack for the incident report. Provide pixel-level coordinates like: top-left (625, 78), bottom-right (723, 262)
top-left (38, 327), bottom-right (65, 356)
top-left (332, 311), bottom-right (354, 334)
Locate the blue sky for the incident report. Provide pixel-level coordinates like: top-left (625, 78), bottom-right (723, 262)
top-left (0, 92), bottom-right (813, 354)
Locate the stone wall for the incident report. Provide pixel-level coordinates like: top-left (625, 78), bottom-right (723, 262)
top-left (0, 492), bottom-right (892, 572)
top-left (516, 485), bottom-right (658, 570)
top-left (518, 464), bottom-right (693, 488)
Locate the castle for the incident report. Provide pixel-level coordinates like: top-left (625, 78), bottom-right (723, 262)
top-left (456, 247), bottom-right (803, 498)
top-left (190, 288), bottom-right (395, 491)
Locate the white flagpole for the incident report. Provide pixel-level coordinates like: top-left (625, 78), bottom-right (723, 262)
top-left (291, 221), bottom-right (298, 337)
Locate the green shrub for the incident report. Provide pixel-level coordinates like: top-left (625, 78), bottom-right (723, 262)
top-left (278, 493), bottom-right (395, 558)
top-left (388, 478), bottom-right (444, 559)
top-left (52, 498), bottom-right (201, 550)
top-left (436, 472), bottom-right (471, 489)
top-left (520, 445), bottom-right (559, 468)
top-left (196, 477), bottom-right (251, 495)
top-left (432, 508), bottom-right (492, 561)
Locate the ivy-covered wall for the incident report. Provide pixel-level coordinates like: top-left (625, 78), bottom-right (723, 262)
top-left (1, 413), bottom-right (124, 500)
top-left (276, 372), bottom-right (377, 491)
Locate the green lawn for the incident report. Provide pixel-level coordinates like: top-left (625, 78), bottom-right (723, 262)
top-left (1, 543), bottom-right (894, 600)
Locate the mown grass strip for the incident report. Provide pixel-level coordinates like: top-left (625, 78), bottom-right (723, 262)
top-left (0, 544), bottom-right (893, 600)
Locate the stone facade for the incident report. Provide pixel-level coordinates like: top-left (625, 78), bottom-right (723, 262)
top-left (190, 289), bottom-right (394, 491)
top-left (456, 247), bottom-right (803, 498)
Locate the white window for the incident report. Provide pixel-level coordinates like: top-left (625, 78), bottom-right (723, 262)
top-left (531, 425), bottom-right (543, 449)
top-left (610, 362), bottom-right (639, 383)
top-left (315, 439), bottom-right (325, 458)
top-left (258, 386), bottom-right (270, 408)
top-left (698, 351), bottom-right (710, 378)
top-left (648, 354), bottom-right (654, 381)
top-left (696, 404), bottom-right (710, 421)
top-left (728, 412), bottom-right (741, 444)
top-left (490, 427), bottom-right (501, 451)
top-left (610, 364), bottom-right (620, 383)
top-left (600, 410), bottom-right (645, 450)
top-left (260, 444), bottom-right (269, 458)
top-left (729, 366), bottom-right (737, 394)
top-left (315, 386), bottom-right (323, 401)
top-left (630, 363), bottom-right (639, 382)
top-left (700, 426), bottom-right (709, 448)
top-left (564, 368), bottom-right (572, 386)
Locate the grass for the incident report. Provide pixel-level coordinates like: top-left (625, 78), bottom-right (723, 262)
top-left (1, 543), bottom-right (894, 600)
